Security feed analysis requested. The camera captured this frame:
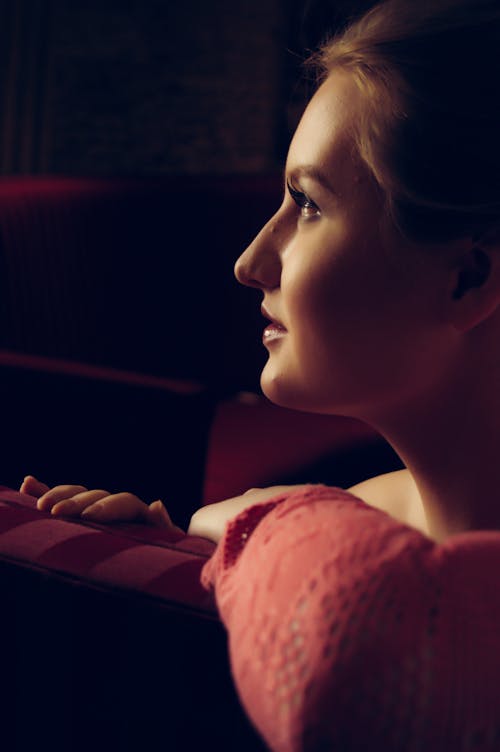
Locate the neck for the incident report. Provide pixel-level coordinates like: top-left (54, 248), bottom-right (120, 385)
top-left (365, 364), bottom-right (500, 543)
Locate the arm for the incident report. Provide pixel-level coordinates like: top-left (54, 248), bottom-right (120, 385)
top-left (201, 485), bottom-right (438, 751)
top-left (187, 485), bottom-right (310, 540)
top-left (21, 475), bottom-right (310, 541)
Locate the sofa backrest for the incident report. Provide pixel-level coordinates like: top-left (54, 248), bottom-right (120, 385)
top-left (0, 176), bottom-right (400, 510)
top-left (0, 175), bottom-right (283, 392)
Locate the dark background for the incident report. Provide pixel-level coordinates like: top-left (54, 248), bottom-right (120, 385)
top-left (0, 0), bottom-right (375, 177)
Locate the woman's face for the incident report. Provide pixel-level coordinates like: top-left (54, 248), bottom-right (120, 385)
top-left (235, 70), bottom-right (456, 420)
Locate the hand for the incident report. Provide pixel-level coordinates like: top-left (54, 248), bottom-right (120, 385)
top-left (20, 475), bottom-right (185, 534)
top-left (188, 484), bottom-right (308, 542)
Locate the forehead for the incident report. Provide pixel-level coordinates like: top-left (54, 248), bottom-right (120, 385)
top-left (287, 71), bottom-right (365, 184)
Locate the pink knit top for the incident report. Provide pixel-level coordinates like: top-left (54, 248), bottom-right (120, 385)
top-left (201, 485), bottom-right (500, 751)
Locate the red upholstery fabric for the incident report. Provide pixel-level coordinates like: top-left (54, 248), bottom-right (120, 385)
top-left (0, 487), bottom-right (216, 613)
top-left (203, 394), bottom-right (397, 503)
top-left (0, 348), bottom-right (204, 394)
top-left (0, 175), bottom-right (400, 751)
top-left (0, 485), bottom-right (266, 752)
top-left (0, 354), bottom-right (215, 529)
top-left (0, 175), bottom-right (281, 389)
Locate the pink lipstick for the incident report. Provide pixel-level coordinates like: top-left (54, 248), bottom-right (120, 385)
top-left (263, 323), bottom-right (287, 343)
top-left (261, 304), bottom-right (287, 345)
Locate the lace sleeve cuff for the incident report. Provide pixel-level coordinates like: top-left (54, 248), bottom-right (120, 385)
top-left (200, 491), bottom-right (291, 592)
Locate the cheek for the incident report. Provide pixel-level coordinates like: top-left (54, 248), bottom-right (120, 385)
top-left (276, 249), bottom-right (370, 404)
top-left (277, 243), bottom-right (431, 406)
top-left (283, 244), bottom-right (368, 353)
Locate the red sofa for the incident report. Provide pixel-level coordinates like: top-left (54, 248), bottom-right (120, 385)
top-left (0, 176), bottom-right (401, 751)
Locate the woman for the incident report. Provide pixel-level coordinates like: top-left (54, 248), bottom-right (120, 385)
top-left (22, 0), bottom-right (500, 748)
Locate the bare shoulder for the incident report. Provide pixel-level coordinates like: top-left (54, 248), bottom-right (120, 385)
top-left (347, 469), bottom-right (426, 532)
top-left (347, 468), bottom-right (415, 511)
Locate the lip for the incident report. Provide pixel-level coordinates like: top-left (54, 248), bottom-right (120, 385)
top-left (261, 304), bottom-right (287, 331)
top-left (263, 324), bottom-right (287, 344)
top-left (261, 304), bottom-right (287, 345)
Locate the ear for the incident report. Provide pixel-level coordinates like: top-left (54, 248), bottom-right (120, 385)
top-left (449, 242), bottom-right (500, 332)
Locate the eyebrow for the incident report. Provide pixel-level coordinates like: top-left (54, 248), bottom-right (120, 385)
top-left (285, 165), bottom-right (337, 196)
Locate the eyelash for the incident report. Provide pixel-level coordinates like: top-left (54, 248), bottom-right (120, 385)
top-left (286, 181), bottom-right (320, 220)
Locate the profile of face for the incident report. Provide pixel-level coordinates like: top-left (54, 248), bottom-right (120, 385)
top-left (235, 70), bottom-right (461, 422)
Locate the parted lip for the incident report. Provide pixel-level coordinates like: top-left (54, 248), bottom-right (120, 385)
top-left (261, 303), bottom-right (286, 330)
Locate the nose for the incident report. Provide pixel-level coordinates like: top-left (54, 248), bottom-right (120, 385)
top-left (234, 213), bottom-right (284, 290)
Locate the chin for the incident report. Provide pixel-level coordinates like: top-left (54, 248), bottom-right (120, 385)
top-left (260, 365), bottom-right (363, 418)
top-left (260, 370), bottom-right (326, 415)
top-left (261, 368), bottom-right (294, 408)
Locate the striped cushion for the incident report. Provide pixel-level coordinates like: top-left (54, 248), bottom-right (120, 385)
top-left (0, 486), bottom-right (266, 752)
top-left (0, 486), bottom-right (217, 615)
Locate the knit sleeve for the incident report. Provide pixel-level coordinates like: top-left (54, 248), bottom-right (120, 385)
top-left (201, 484), bottom-right (499, 751)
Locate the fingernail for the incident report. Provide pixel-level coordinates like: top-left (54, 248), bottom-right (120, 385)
top-left (82, 504), bottom-right (104, 519)
top-left (51, 501), bottom-right (73, 516)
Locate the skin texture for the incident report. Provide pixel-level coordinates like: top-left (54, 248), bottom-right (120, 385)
top-left (236, 72), bottom-right (460, 418)
top-left (21, 475), bottom-right (184, 535)
top-left (21, 70), bottom-right (500, 543)
top-left (235, 70), bottom-right (500, 543)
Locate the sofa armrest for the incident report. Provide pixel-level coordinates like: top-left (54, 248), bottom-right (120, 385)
top-left (0, 487), bottom-right (216, 614)
top-left (0, 487), bottom-right (266, 752)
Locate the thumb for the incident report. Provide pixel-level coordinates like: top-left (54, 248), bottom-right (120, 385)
top-left (148, 500), bottom-right (185, 535)
top-left (20, 475), bottom-right (50, 498)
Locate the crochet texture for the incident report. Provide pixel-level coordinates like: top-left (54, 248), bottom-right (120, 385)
top-left (201, 485), bottom-right (500, 752)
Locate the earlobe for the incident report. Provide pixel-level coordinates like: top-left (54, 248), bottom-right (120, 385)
top-left (450, 245), bottom-right (500, 332)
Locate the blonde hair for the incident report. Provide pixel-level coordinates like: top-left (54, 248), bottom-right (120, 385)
top-left (311, 0), bottom-right (500, 243)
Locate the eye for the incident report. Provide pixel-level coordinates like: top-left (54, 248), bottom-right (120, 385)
top-left (286, 180), bottom-right (320, 220)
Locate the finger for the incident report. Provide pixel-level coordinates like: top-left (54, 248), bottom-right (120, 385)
top-left (147, 500), bottom-right (184, 533)
top-left (20, 475), bottom-right (50, 498)
top-left (36, 484), bottom-right (88, 512)
top-left (81, 493), bottom-right (149, 523)
top-left (51, 489), bottom-right (110, 517)
top-left (147, 500), bottom-right (170, 528)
